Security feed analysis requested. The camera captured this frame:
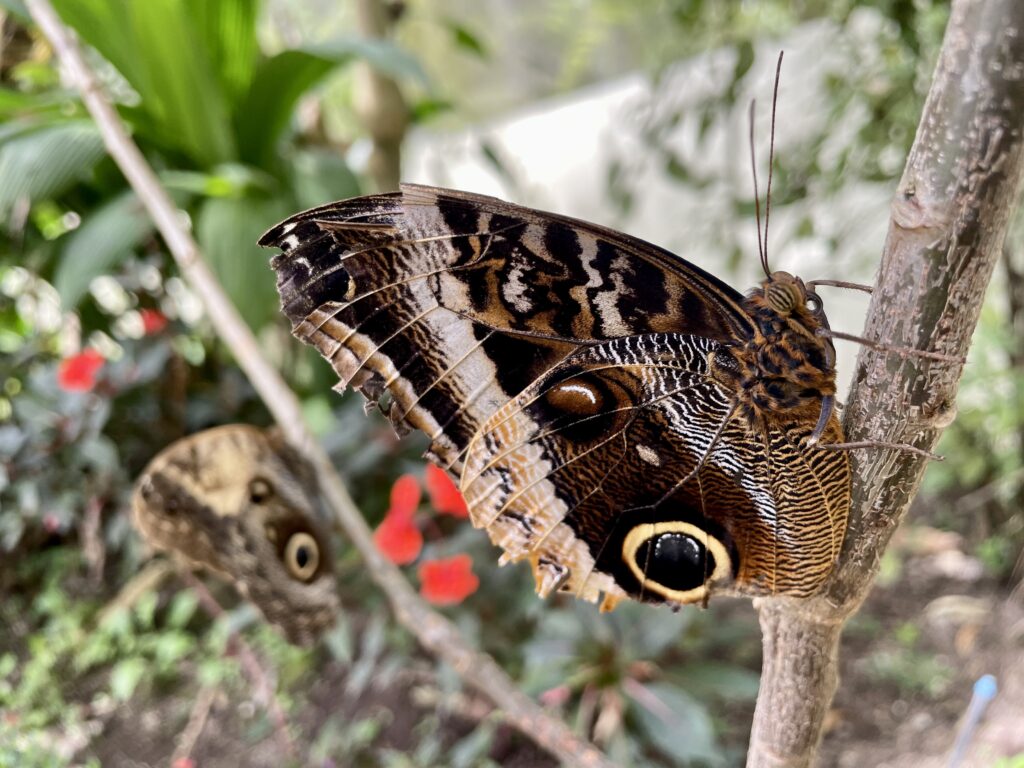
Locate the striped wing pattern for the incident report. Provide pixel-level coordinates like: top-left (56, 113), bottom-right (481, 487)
top-left (262, 184), bottom-right (750, 472)
top-left (262, 185), bottom-right (850, 607)
top-left (462, 334), bottom-right (848, 607)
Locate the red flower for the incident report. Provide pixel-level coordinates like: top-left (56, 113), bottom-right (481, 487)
top-left (418, 554), bottom-right (479, 605)
top-left (424, 463), bottom-right (469, 518)
top-left (57, 349), bottom-right (104, 392)
top-left (373, 514), bottom-right (423, 564)
top-left (140, 308), bottom-right (168, 335)
top-left (389, 473), bottom-right (421, 520)
top-left (373, 474), bottom-right (424, 564)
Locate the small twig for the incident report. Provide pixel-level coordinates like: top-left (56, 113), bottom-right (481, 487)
top-left (25, 3), bottom-right (613, 766)
top-left (180, 572), bottom-right (297, 760)
top-left (171, 684), bottom-right (217, 766)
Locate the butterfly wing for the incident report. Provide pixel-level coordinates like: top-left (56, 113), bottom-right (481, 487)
top-left (132, 425), bottom-right (340, 645)
top-left (261, 184), bottom-right (754, 471)
top-left (462, 334), bottom-right (849, 607)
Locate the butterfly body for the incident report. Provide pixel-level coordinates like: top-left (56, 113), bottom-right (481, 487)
top-left (261, 185), bottom-right (850, 611)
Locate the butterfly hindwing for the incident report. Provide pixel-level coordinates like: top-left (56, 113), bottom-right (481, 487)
top-left (462, 333), bottom-right (849, 606)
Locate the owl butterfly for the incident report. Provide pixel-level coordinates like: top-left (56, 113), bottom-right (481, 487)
top-left (132, 425), bottom-right (340, 645)
top-left (260, 179), bottom-right (851, 613)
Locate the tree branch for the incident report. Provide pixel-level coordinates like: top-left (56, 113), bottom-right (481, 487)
top-left (748, 1), bottom-right (1024, 766)
top-left (353, 0), bottom-right (408, 191)
top-left (25, 3), bottom-right (613, 765)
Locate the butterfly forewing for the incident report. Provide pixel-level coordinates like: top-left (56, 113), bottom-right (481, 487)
top-left (262, 184), bottom-right (753, 471)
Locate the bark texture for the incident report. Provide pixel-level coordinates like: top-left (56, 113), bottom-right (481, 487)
top-left (748, 1), bottom-right (1024, 765)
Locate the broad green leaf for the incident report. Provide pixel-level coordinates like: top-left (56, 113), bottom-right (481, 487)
top-left (196, 194), bottom-right (288, 330)
top-left (234, 38), bottom-right (429, 166)
top-left (53, 190), bottom-right (154, 307)
top-left (629, 681), bottom-right (721, 764)
top-left (288, 147), bottom-right (360, 210)
top-left (184, 0), bottom-right (260, 108)
top-left (233, 49), bottom-right (338, 166)
top-left (52, 0), bottom-right (236, 166)
top-left (0, 121), bottom-right (104, 221)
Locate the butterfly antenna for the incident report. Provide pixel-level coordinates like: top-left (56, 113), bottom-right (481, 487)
top-left (763, 51), bottom-right (784, 278)
top-left (748, 99), bottom-right (768, 278)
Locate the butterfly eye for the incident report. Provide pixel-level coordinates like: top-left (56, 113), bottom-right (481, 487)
top-left (248, 477), bottom-right (274, 504)
top-left (284, 532), bottom-right (320, 581)
top-left (805, 294), bottom-right (822, 313)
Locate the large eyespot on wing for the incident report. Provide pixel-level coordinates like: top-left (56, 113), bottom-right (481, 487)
top-left (460, 333), bottom-right (849, 608)
top-left (259, 185), bottom-right (754, 473)
top-left (131, 425), bottom-right (340, 646)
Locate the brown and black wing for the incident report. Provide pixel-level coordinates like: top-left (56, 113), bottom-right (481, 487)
top-left (461, 334), bottom-right (849, 608)
top-left (260, 185), bottom-right (754, 472)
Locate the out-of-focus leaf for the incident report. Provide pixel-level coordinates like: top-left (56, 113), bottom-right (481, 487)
top-left (288, 148), bottom-right (360, 210)
top-left (53, 191), bottom-right (153, 307)
top-left (0, 0), bottom-right (27, 20)
top-left (0, 121), bottom-right (104, 221)
top-left (160, 164), bottom-right (274, 198)
top-left (184, 0), bottom-right (259, 107)
top-left (629, 681), bottom-right (721, 764)
top-left (196, 194), bottom-right (287, 330)
top-left (0, 88), bottom-right (69, 120)
top-left (447, 20), bottom-right (488, 59)
top-left (669, 661), bottom-right (761, 702)
top-left (109, 657), bottom-right (146, 701)
top-left (234, 38), bottom-right (429, 166)
top-left (233, 49), bottom-right (337, 166)
top-left (52, 0), bottom-right (235, 166)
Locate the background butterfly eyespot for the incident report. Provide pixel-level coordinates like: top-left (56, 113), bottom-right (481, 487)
top-left (284, 532), bottom-right (320, 581)
top-left (248, 476), bottom-right (274, 504)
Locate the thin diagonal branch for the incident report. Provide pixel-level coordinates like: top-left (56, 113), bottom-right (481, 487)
top-left (747, 1), bottom-right (1024, 766)
top-left (25, 3), bottom-right (614, 766)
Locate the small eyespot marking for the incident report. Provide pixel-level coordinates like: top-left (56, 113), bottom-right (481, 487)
top-left (284, 532), bottom-right (320, 581)
top-left (248, 477), bottom-right (273, 504)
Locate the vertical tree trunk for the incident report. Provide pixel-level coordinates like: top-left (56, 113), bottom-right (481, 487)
top-left (746, 1), bottom-right (1024, 765)
top-left (354, 0), bottom-right (408, 191)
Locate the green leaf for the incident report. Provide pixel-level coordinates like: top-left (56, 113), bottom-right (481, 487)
top-left (52, 0), bottom-right (236, 166)
top-left (629, 681), bottom-right (721, 764)
top-left (448, 21), bottom-right (488, 59)
top-left (53, 190), bottom-right (154, 307)
top-left (233, 49), bottom-right (337, 166)
top-left (234, 38), bottom-right (428, 166)
top-left (0, 121), bottom-right (104, 221)
top-left (196, 194), bottom-right (288, 330)
top-left (288, 148), bottom-right (360, 210)
top-left (166, 590), bottom-right (200, 629)
top-left (109, 657), bottom-right (146, 701)
top-left (184, 0), bottom-right (260, 108)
